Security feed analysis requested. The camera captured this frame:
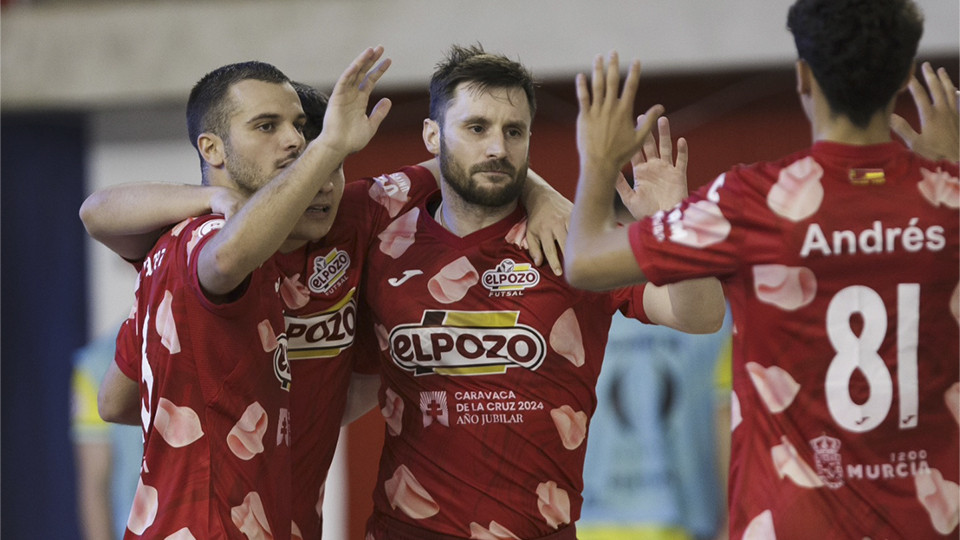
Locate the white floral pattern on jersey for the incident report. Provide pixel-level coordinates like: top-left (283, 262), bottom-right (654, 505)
top-left (550, 405), bottom-right (587, 450)
top-left (752, 264), bottom-right (816, 311)
top-left (741, 509), bottom-right (776, 540)
top-left (549, 308), bottom-right (584, 367)
top-left (231, 491), bottom-right (272, 538)
top-left (378, 208), bottom-right (420, 259)
top-left (468, 520), bottom-right (522, 539)
top-left (164, 527), bottom-right (197, 539)
top-left (227, 402), bottom-right (268, 460)
top-left (668, 200), bottom-right (731, 248)
top-left (770, 436), bottom-right (825, 488)
top-left (427, 256), bottom-right (479, 304)
top-left (504, 218), bottom-right (528, 250)
top-left (535, 481), bottom-right (570, 529)
top-left (280, 273), bottom-right (310, 310)
top-left (766, 157), bottom-right (824, 222)
top-left (381, 387), bottom-right (404, 436)
top-left (156, 290), bottom-right (181, 354)
top-left (918, 168), bottom-right (960, 209)
top-left (915, 468), bottom-right (960, 534)
top-left (128, 478), bottom-right (159, 535)
top-left (946, 383), bottom-right (960, 425)
top-left (746, 362), bottom-right (800, 414)
top-left (154, 397), bottom-right (203, 448)
top-left (385, 465), bottom-right (440, 519)
top-left (369, 171), bottom-right (413, 217)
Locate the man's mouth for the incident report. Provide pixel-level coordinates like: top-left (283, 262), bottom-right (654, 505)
top-left (306, 202), bottom-right (332, 215)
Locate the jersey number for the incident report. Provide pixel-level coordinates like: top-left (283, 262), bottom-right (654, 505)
top-left (825, 284), bottom-right (919, 432)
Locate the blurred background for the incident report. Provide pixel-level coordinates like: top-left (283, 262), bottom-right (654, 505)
top-left (2, 1), bottom-right (957, 538)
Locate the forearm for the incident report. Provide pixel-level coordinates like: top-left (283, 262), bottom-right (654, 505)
top-left (199, 138), bottom-right (347, 294)
top-left (644, 277), bottom-right (725, 334)
top-left (98, 361), bottom-right (140, 426)
top-left (80, 183), bottom-right (221, 260)
top-left (566, 157), bottom-right (646, 290)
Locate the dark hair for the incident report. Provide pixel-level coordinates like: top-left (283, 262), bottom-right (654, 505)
top-left (292, 81), bottom-right (329, 142)
top-left (787, 0), bottom-right (923, 127)
top-left (186, 61), bottom-right (291, 152)
top-left (428, 44), bottom-right (537, 126)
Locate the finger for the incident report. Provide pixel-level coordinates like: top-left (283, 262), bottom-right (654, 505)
top-left (636, 104), bottom-right (663, 146)
top-left (604, 51), bottom-right (620, 107)
top-left (526, 233), bottom-right (544, 266)
top-left (540, 239), bottom-right (563, 276)
top-left (366, 98), bottom-right (393, 128)
top-left (620, 60), bottom-right (641, 109)
top-left (575, 73), bottom-right (590, 112)
top-left (657, 116), bottom-right (673, 165)
top-left (935, 67), bottom-right (959, 113)
top-left (890, 113), bottom-right (919, 145)
top-left (675, 137), bottom-right (689, 174)
top-left (591, 54), bottom-right (605, 108)
top-left (920, 62), bottom-right (947, 109)
top-left (633, 115), bottom-right (649, 162)
top-left (616, 173), bottom-right (634, 201)
top-left (640, 119), bottom-right (658, 160)
top-left (335, 47), bottom-right (377, 92)
top-left (905, 76), bottom-right (931, 119)
top-left (359, 57), bottom-right (391, 93)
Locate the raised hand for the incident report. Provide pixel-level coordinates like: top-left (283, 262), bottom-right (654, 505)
top-left (575, 52), bottom-right (663, 175)
top-left (617, 115), bottom-right (689, 220)
top-left (890, 61), bottom-right (959, 162)
top-left (319, 45), bottom-right (393, 156)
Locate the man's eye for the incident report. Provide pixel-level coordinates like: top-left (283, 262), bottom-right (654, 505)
top-left (468, 125), bottom-right (484, 134)
top-left (257, 123), bottom-right (275, 132)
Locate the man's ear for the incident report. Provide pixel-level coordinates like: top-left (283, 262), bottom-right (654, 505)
top-left (197, 133), bottom-right (226, 168)
top-left (423, 119), bottom-right (441, 156)
top-left (795, 59), bottom-right (812, 97)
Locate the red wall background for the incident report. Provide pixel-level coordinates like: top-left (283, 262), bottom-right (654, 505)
top-left (339, 57), bottom-right (957, 538)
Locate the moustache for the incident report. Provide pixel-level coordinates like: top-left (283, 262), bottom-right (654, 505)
top-left (471, 160), bottom-right (516, 176)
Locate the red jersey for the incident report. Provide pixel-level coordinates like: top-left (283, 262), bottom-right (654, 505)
top-left (115, 214), bottom-right (293, 539)
top-left (273, 181), bottom-right (384, 540)
top-left (628, 141), bottom-right (960, 539)
top-left (361, 166), bottom-right (650, 539)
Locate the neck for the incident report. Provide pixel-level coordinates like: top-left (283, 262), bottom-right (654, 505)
top-left (279, 238), bottom-right (307, 253)
top-left (807, 89), bottom-right (895, 146)
top-left (436, 184), bottom-right (518, 238)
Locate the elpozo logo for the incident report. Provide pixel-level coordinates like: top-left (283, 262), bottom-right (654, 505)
top-left (309, 248), bottom-right (350, 294)
top-left (482, 259), bottom-right (539, 295)
top-left (389, 310), bottom-right (546, 376)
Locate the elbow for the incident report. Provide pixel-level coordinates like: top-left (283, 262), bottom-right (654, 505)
top-left (78, 193), bottom-right (105, 238)
top-left (681, 300), bottom-right (726, 335)
top-left (564, 257), bottom-right (594, 291)
top-left (97, 390), bottom-right (126, 424)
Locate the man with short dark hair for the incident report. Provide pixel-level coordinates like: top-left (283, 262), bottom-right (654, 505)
top-left (84, 47), bottom-right (392, 538)
top-left (566, 0), bottom-right (959, 537)
top-left (358, 44), bottom-right (724, 540)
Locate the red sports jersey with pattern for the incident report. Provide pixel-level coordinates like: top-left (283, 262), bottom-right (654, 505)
top-left (361, 166), bottom-right (650, 539)
top-left (628, 141), bottom-right (960, 539)
top-left (114, 214), bottom-right (293, 540)
top-left (273, 180), bottom-right (393, 540)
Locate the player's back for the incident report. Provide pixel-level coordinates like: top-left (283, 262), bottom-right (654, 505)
top-left (720, 141), bottom-right (959, 538)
